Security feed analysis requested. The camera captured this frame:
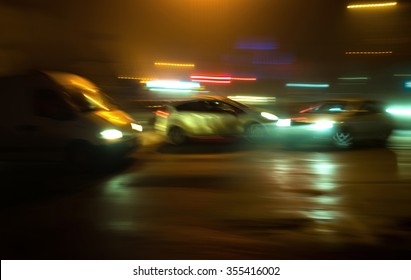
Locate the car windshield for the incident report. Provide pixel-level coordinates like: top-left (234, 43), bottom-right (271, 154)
top-left (302, 102), bottom-right (352, 114)
top-left (224, 98), bottom-right (251, 110)
top-left (65, 85), bottom-right (117, 112)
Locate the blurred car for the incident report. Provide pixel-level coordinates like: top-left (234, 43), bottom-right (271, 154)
top-left (275, 98), bottom-right (394, 148)
top-left (154, 95), bottom-right (279, 144)
top-left (0, 70), bottom-right (143, 168)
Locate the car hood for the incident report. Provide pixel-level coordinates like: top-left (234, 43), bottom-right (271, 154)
top-left (95, 110), bottom-right (137, 129)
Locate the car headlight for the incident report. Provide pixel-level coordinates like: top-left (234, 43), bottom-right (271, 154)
top-left (276, 119), bottom-right (291, 127)
top-left (310, 120), bottom-right (335, 130)
top-left (100, 129), bottom-right (123, 140)
top-left (131, 122), bottom-right (143, 132)
top-left (386, 107), bottom-right (411, 116)
top-left (261, 112), bottom-right (279, 121)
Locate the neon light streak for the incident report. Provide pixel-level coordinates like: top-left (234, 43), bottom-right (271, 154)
top-left (149, 89), bottom-right (195, 93)
top-left (118, 76), bottom-right (156, 83)
top-left (154, 62), bottom-right (195, 67)
top-left (190, 75), bottom-right (256, 84)
top-left (286, 83), bottom-right (330, 88)
top-left (191, 79), bottom-right (231, 84)
top-left (190, 75), bottom-right (231, 80)
top-left (146, 80), bottom-right (201, 90)
top-left (338, 77), bottom-right (369, 80)
top-left (345, 51), bottom-right (393, 55)
top-left (231, 77), bottom-right (257, 81)
top-left (228, 96), bottom-right (276, 103)
top-left (347, 2), bottom-right (397, 9)
top-left (118, 76), bottom-right (139, 80)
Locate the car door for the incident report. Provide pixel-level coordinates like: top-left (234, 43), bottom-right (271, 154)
top-left (174, 100), bottom-right (239, 136)
top-left (359, 101), bottom-right (393, 137)
top-left (22, 88), bottom-right (77, 161)
top-left (205, 100), bottom-right (243, 136)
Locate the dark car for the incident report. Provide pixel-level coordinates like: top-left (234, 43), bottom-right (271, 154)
top-left (275, 98), bottom-right (394, 148)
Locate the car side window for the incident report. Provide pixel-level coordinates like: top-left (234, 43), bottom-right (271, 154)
top-left (318, 102), bottom-right (347, 113)
top-left (207, 100), bottom-right (243, 114)
top-left (32, 89), bottom-right (74, 120)
top-left (176, 101), bottom-right (209, 112)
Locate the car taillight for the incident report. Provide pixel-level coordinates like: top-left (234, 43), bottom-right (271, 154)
top-left (155, 110), bottom-right (169, 117)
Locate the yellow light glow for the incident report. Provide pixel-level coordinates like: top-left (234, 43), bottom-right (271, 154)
top-left (70, 80), bottom-right (97, 93)
top-left (228, 96), bottom-right (276, 104)
top-left (118, 76), bottom-right (156, 83)
top-left (84, 94), bottom-right (110, 111)
top-left (345, 51), bottom-right (393, 55)
top-left (347, 2), bottom-right (397, 9)
top-left (154, 62), bottom-right (195, 67)
top-left (231, 77), bottom-right (257, 81)
top-left (118, 76), bottom-right (139, 80)
top-left (97, 111), bottom-right (128, 125)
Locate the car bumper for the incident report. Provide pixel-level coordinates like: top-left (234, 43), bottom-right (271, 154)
top-left (261, 123), bottom-right (279, 138)
top-left (275, 126), bottom-right (335, 143)
top-left (98, 135), bottom-right (140, 158)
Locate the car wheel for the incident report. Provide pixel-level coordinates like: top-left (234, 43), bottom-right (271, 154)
top-left (374, 128), bottom-right (392, 147)
top-left (373, 135), bottom-right (390, 147)
top-left (168, 127), bottom-right (187, 145)
top-left (332, 130), bottom-right (354, 148)
top-left (244, 123), bottom-right (266, 143)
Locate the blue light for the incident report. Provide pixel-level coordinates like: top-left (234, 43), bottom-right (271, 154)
top-left (405, 81), bottom-right (411, 88)
top-left (329, 108), bottom-right (344, 112)
top-left (235, 38), bottom-right (278, 50)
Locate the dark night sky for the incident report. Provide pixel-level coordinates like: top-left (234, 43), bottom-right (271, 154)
top-left (1, 0), bottom-right (410, 78)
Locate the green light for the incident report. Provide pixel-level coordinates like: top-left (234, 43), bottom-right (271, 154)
top-left (286, 83), bottom-right (329, 88)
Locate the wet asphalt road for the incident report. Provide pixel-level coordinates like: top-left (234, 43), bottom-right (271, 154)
top-left (1, 130), bottom-right (411, 260)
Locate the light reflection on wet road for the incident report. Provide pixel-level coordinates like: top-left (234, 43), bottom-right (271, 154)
top-left (1, 131), bottom-right (411, 259)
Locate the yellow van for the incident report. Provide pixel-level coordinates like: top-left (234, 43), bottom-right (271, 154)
top-left (0, 70), bottom-right (142, 167)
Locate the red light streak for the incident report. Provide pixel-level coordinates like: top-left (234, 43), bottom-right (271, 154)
top-left (191, 79), bottom-right (231, 84)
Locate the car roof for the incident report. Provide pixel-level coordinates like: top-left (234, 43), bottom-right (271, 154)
top-left (169, 95), bottom-right (232, 105)
top-left (192, 94), bottom-right (231, 101)
top-left (316, 98), bottom-right (381, 103)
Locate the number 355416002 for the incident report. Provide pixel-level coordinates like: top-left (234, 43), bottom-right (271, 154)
top-left (226, 267), bottom-right (280, 276)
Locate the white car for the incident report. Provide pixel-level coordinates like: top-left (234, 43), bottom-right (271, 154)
top-left (154, 95), bottom-right (279, 145)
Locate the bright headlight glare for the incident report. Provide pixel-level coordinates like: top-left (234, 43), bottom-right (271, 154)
top-left (276, 119), bottom-right (291, 127)
top-left (261, 112), bottom-right (279, 120)
top-left (100, 129), bottom-right (123, 140)
top-left (386, 107), bottom-right (411, 116)
top-left (131, 123), bottom-right (143, 132)
top-left (310, 120), bottom-right (335, 130)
